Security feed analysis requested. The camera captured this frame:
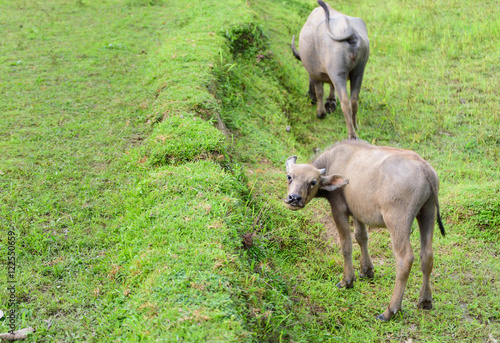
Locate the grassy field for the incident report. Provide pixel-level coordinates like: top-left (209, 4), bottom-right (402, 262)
top-left (0, 0), bottom-right (498, 342)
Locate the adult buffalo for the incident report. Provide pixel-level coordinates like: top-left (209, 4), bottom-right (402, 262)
top-left (291, 0), bottom-right (369, 140)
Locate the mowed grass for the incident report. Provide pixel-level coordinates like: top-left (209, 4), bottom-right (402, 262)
top-left (0, 2), bottom-right (166, 339)
top-left (0, 0), bottom-right (499, 342)
top-left (0, 0), bottom-right (259, 341)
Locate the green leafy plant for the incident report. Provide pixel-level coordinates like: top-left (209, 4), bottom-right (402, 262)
top-left (220, 22), bottom-right (269, 57)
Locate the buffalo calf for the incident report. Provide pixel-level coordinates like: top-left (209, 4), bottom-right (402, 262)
top-left (284, 140), bottom-right (445, 321)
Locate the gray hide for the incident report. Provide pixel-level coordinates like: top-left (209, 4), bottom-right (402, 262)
top-left (291, 0), bottom-right (369, 139)
top-left (284, 140), bottom-right (445, 321)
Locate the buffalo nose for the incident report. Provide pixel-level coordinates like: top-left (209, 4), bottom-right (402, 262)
top-left (287, 193), bottom-right (302, 203)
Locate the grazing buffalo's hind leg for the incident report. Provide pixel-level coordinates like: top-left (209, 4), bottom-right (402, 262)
top-left (331, 75), bottom-right (357, 139)
top-left (325, 83), bottom-right (337, 114)
top-left (312, 79), bottom-right (327, 119)
top-left (308, 77), bottom-right (317, 104)
top-left (349, 64), bottom-right (366, 131)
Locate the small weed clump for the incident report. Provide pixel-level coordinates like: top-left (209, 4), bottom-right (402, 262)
top-left (220, 22), bottom-right (269, 57)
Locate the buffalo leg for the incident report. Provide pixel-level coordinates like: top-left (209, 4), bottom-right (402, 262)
top-left (354, 219), bottom-right (374, 278)
top-left (378, 216), bottom-right (415, 321)
top-left (308, 77), bottom-right (317, 104)
top-left (313, 80), bottom-right (327, 119)
top-left (325, 83), bottom-right (337, 114)
top-left (331, 211), bottom-right (356, 288)
top-left (349, 67), bottom-right (365, 131)
top-left (331, 76), bottom-right (357, 139)
top-left (416, 199), bottom-right (435, 310)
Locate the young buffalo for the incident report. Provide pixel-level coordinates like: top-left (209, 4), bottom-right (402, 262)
top-left (284, 140), bottom-right (445, 321)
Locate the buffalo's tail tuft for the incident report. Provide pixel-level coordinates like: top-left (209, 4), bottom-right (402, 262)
top-left (437, 209), bottom-right (446, 237)
top-left (291, 35), bottom-right (301, 61)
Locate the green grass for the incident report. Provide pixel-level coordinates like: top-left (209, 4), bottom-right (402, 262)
top-left (0, 0), bottom-right (499, 342)
top-left (1, 0), bottom-right (256, 341)
top-left (134, 116), bottom-right (226, 166)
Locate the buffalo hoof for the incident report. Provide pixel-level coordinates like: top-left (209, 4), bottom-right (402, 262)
top-left (376, 313), bottom-right (390, 321)
top-left (325, 100), bottom-right (336, 113)
top-left (317, 112), bottom-right (327, 119)
top-left (377, 309), bottom-right (401, 321)
top-left (336, 279), bottom-right (355, 289)
top-left (359, 267), bottom-right (375, 279)
top-left (418, 300), bottom-right (433, 310)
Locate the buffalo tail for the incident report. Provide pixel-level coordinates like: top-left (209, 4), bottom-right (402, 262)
top-left (437, 209), bottom-right (446, 237)
top-left (291, 35), bottom-right (301, 61)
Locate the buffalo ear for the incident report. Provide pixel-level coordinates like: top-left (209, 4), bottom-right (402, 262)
top-left (319, 174), bottom-right (349, 191)
top-left (286, 156), bottom-right (297, 172)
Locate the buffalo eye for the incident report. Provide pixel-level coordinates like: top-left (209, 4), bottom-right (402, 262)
top-left (310, 179), bottom-right (317, 187)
